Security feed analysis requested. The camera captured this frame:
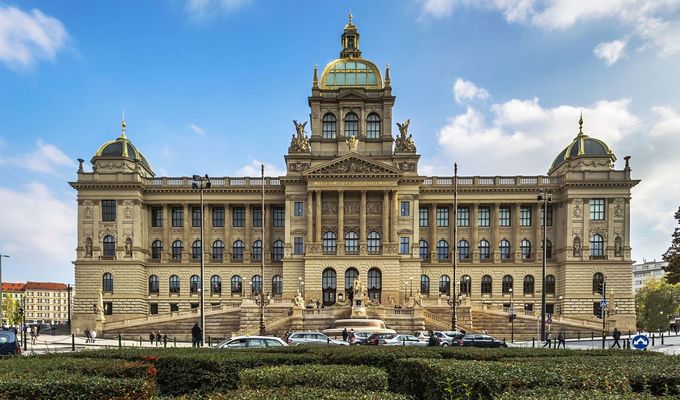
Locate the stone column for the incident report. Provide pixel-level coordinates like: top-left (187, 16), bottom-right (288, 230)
top-left (430, 203), bottom-right (437, 260)
top-left (360, 190), bottom-right (367, 243)
top-left (315, 190), bottom-right (322, 243)
top-left (245, 205), bottom-right (252, 261)
top-left (534, 203), bottom-right (542, 261)
top-left (265, 204), bottom-right (273, 258)
top-left (471, 203), bottom-right (479, 262)
top-left (382, 191), bottom-right (389, 241)
top-left (492, 203), bottom-right (499, 262)
top-left (513, 203), bottom-right (521, 261)
top-left (162, 204), bottom-right (169, 261)
top-left (183, 203), bottom-right (190, 260)
top-left (391, 189), bottom-right (399, 243)
top-left (338, 190), bottom-right (344, 252)
top-left (224, 203), bottom-right (231, 259)
top-left (284, 196), bottom-right (292, 248)
top-left (306, 191), bottom-right (313, 243)
top-left (413, 196), bottom-right (420, 257)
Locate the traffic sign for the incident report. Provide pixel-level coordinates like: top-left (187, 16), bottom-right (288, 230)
top-left (547, 313), bottom-right (553, 324)
top-left (632, 334), bottom-right (649, 350)
top-left (600, 299), bottom-right (609, 308)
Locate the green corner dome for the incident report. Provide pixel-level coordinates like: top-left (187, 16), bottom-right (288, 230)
top-left (550, 115), bottom-right (616, 173)
top-left (94, 119), bottom-right (152, 172)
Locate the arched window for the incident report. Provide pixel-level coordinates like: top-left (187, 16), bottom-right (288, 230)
top-left (190, 275), bottom-right (200, 294)
top-left (481, 275), bottom-right (492, 295)
top-left (345, 231), bottom-right (359, 254)
top-left (231, 275), bottom-right (243, 295)
top-left (593, 272), bottom-right (604, 294)
top-left (322, 113), bottom-right (337, 139)
top-left (458, 240), bottom-right (470, 260)
top-left (502, 275), bottom-right (513, 294)
top-left (367, 268), bottom-right (382, 302)
top-left (437, 240), bottom-right (449, 260)
top-left (367, 231), bottom-right (381, 253)
top-left (366, 113), bottom-right (381, 138)
top-left (232, 240), bottom-right (245, 260)
top-left (211, 275), bottom-right (221, 295)
top-left (420, 275), bottom-right (430, 295)
top-left (169, 275), bottom-right (180, 294)
top-left (103, 235), bottom-right (115, 257)
top-left (499, 239), bottom-right (511, 260)
top-left (345, 268), bottom-right (359, 298)
top-left (322, 231), bottom-right (337, 254)
top-left (478, 240), bottom-right (490, 260)
top-left (419, 240), bottom-right (429, 261)
top-left (460, 275), bottom-right (471, 296)
top-left (148, 275), bottom-right (159, 294)
top-left (251, 275), bottom-right (262, 295)
top-left (192, 240), bottom-right (202, 260)
top-left (172, 240), bottom-right (183, 260)
top-left (545, 275), bottom-right (556, 294)
top-left (344, 112), bottom-right (359, 137)
top-left (102, 273), bottom-right (113, 293)
top-left (252, 240), bottom-right (262, 261)
top-left (542, 240), bottom-right (552, 259)
top-left (439, 275), bottom-right (451, 295)
top-left (523, 275), bottom-right (535, 295)
top-left (520, 239), bottom-right (532, 259)
top-left (212, 240), bottom-right (224, 261)
top-left (272, 240), bottom-right (284, 261)
top-left (591, 234), bottom-right (604, 257)
top-left (151, 240), bottom-right (163, 259)
top-left (272, 275), bottom-right (283, 296)
top-left (322, 268), bottom-right (337, 306)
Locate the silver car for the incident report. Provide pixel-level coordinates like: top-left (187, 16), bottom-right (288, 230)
top-left (383, 334), bottom-right (428, 347)
top-left (433, 331), bottom-right (465, 346)
top-left (287, 331), bottom-right (349, 346)
top-left (217, 336), bottom-right (287, 349)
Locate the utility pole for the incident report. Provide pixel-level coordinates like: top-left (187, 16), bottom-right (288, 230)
top-left (451, 163), bottom-right (458, 331)
top-left (538, 189), bottom-right (551, 341)
top-left (259, 164), bottom-right (266, 336)
top-left (192, 175), bottom-right (211, 346)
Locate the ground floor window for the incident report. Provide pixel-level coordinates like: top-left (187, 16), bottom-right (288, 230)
top-left (170, 303), bottom-right (179, 312)
top-left (150, 303), bottom-right (158, 315)
top-left (367, 268), bottom-right (382, 303)
top-left (545, 303), bottom-right (554, 315)
top-left (322, 268), bottom-right (337, 306)
top-left (103, 302), bottom-right (113, 315)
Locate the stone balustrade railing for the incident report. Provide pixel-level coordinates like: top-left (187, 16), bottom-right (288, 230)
top-left (145, 177), bottom-right (282, 188)
top-left (422, 176), bottom-right (562, 187)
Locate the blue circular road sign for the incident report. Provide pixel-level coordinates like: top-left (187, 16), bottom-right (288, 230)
top-left (632, 334), bottom-right (649, 350)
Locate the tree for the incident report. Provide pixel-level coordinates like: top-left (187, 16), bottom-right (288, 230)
top-left (1, 297), bottom-right (22, 326)
top-left (663, 206), bottom-right (680, 284)
top-left (635, 279), bottom-right (680, 332)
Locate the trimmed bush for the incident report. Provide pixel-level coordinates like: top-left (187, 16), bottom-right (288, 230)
top-left (212, 387), bottom-right (411, 400)
top-left (239, 364), bottom-right (388, 392)
top-left (495, 389), bottom-right (670, 400)
top-left (0, 374), bottom-right (155, 400)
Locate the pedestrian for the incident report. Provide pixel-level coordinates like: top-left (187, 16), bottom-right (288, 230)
top-left (611, 328), bottom-right (621, 349)
top-left (191, 323), bottom-right (202, 348)
top-left (675, 323), bottom-right (679, 335)
top-left (149, 331), bottom-right (155, 346)
top-left (543, 332), bottom-right (552, 348)
top-left (84, 328), bottom-right (91, 343)
top-left (342, 328), bottom-right (348, 342)
top-left (557, 331), bottom-right (566, 349)
top-left (91, 329), bottom-right (97, 343)
top-left (156, 331), bottom-right (162, 347)
top-left (30, 326), bottom-right (37, 346)
top-left (427, 330), bottom-right (440, 347)
top-left (348, 328), bottom-right (355, 343)
top-left (163, 333), bottom-right (168, 348)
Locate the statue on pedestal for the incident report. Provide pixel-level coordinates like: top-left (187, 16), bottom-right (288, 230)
top-left (293, 289), bottom-right (305, 309)
top-left (289, 120), bottom-right (311, 152)
top-left (394, 119), bottom-right (417, 153)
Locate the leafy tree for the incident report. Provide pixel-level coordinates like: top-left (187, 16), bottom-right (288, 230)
top-left (663, 206), bottom-right (680, 284)
top-left (635, 279), bottom-right (680, 331)
top-left (1, 297), bottom-right (22, 326)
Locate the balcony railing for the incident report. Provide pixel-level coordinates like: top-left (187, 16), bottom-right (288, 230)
top-left (145, 177), bottom-right (282, 188)
top-left (422, 175), bottom-right (562, 187)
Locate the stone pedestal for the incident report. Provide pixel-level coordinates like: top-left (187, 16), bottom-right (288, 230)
top-left (350, 299), bottom-right (367, 318)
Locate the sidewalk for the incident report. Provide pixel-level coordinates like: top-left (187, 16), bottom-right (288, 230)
top-left (19, 334), bottom-right (193, 355)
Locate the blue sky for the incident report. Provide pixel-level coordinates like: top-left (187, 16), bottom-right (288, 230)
top-left (1, 0), bottom-right (679, 284)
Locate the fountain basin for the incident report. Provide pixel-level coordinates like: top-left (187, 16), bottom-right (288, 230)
top-left (322, 318), bottom-right (396, 337)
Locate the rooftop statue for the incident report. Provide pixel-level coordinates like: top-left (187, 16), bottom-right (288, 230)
top-left (289, 120), bottom-right (311, 152)
top-left (395, 119), bottom-right (416, 153)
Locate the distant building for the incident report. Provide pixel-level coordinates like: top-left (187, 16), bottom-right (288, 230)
top-left (632, 260), bottom-right (668, 292)
top-left (24, 282), bottom-right (73, 325)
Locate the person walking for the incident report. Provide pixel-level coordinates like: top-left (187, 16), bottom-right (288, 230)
top-left (543, 332), bottom-right (552, 348)
top-left (427, 330), bottom-right (440, 347)
top-left (611, 328), bottom-right (622, 349)
top-left (556, 331), bottom-right (566, 349)
top-left (163, 333), bottom-right (168, 348)
top-left (149, 331), bottom-right (155, 346)
top-left (30, 326), bottom-right (37, 346)
top-left (156, 331), bottom-right (162, 347)
top-left (342, 328), bottom-right (349, 342)
top-left (191, 323), bottom-right (202, 348)
top-left (84, 328), bottom-right (91, 343)
top-left (91, 329), bottom-right (97, 343)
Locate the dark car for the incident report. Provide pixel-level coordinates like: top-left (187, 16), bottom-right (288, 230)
top-left (367, 333), bottom-right (397, 345)
top-left (0, 331), bottom-right (21, 356)
top-left (459, 334), bottom-right (507, 348)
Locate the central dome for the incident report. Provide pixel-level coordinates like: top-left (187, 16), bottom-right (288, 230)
top-left (549, 115), bottom-right (616, 173)
top-left (320, 59), bottom-right (382, 89)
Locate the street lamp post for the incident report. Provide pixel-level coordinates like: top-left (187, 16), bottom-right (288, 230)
top-left (452, 163), bottom-right (458, 331)
top-left (537, 188), bottom-right (552, 341)
top-left (409, 277), bottom-right (413, 299)
top-left (601, 275), bottom-right (607, 334)
top-left (509, 287), bottom-right (514, 343)
top-left (0, 254), bottom-right (9, 326)
top-left (259, 165), bottom-right (266, 336)
top-left (192, 175), bottom-right (211, 347)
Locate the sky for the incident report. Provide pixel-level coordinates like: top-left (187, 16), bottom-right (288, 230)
top-left (1, 0), bottom-right (679, 284)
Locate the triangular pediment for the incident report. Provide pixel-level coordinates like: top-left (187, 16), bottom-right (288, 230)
top-left (303, 153), bottom-right (403, 178)
top-left (337, 89), bottom-right (366, 100)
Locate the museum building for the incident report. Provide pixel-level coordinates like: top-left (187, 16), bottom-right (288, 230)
top-left (70, 16), bottom-right (639, 333)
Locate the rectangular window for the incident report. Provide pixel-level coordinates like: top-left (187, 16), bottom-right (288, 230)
top-left (499, 206), bottom-right (511, 227)
top-left (590, 198), bottom-right (605, 220)
top-left (171, 207), bottom-right (183, 227)
top-left (400, 237), bottom-right (410, 254)
top-left (400, 201), bottom-right (410, 217)
top-left (545, 303), bottom-right (555, 315)
top-left (478, 206), bottom-right (490, 227)
top-left (520, 206), bottom-right (532, 226)
top-left (294, 201), bottom-right (304, 217)
top-left (151, 207), bottom-right (163, 227)
top-left (294, 237), bottom-right (304, 255)
top-left (150, 303), bottom-right (158, 315)
top-left (273, 207), bottom-right (285, 227)
top-left (436, 207), bottom-right (449, 227)
top-left (540, 205), bottom-right (553, 227)
top-left (212, 207), bottom-right (225, 227)
top-left (103, 302), bottom-right (113, 316)
top-left (419, 207), bottom-right (429, 227)
top-left (233, 207), bottom-right (245, 227)
top-left (170, 303), bottom-right (179, 312)
top-left (252, 207), bottom-right (262, 227)
top-left (101, 200), bottom-right (116, 221)
top-left (457, 206), bottom-right (470, 227)
top-left (192, 207), bottom-right (202, 227)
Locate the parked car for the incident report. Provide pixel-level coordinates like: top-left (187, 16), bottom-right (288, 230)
top-left (414, 331), bottom-right (430, 341)
top-left (0, 331), bottom-right (21, 356)
top-left (367, 333), bottom-right (398, 345)
top-left (217, 336), bottom-right (287, 349)
top-left (349, 332), bottom-right (371, 345)
top-left (459, 334), bottom-right (508, 348)
top-left (433, 331), bottom-right (465, 346)
top-left (383, 334), bottom-right (428, 347)
top-left (287, 332), bottom-right (349, 346)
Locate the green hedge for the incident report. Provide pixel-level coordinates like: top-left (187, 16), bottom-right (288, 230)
top-left (211, 387), bottom-right (411, 400)
top-left (494, 389), bottom-right (670, 400)
top-left (0, 374), bottom-right (155, 400)
top-left (239, 364), bottom-right (388, 392)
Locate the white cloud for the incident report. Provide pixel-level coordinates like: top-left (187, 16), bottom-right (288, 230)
top-left (421, 0), bottom-right (456, 18)
top-left (453, 78), bottom-right (490, 104)
top-left (0, 5), bottom-right (68, 70)
top-left (0, 183), bottom-right (75, 283)
top-left (648, 106), bottom-right (680, 136)
top-left (594, 39), bottom-right (627, 65)
top-left (236, 159), bottom-right (286, 177)
top-left (188, 123), bottom-right (206, 136)
top-left (0, 139), bottom-right (74, 174)
top-left (182, 0), bottom-right (250, 19)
